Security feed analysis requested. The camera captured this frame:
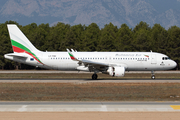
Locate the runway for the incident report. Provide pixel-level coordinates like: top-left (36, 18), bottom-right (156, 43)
top-left (0, 101), bottom-right (180, 112)
top-left (0, 79), bottom-right (180, 83)
top-left (1, 71), bottom-right (180, 120)
top-left (0, 70), bottom-right (180, 73)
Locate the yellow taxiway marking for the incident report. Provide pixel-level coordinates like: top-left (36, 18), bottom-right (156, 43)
top-left (170, 105), bottom-right (180, 110)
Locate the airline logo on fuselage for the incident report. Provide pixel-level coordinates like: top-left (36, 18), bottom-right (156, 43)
top-left (144, 55), bottom-right (149, 58)
top-left (115, 54), bottom-right (142, 57)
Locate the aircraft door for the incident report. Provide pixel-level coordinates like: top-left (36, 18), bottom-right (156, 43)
top-left (151, 55), bottom-right (157, 64)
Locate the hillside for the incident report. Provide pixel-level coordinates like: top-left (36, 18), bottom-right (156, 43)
top-left (0, 0), bottom-right (180, 29)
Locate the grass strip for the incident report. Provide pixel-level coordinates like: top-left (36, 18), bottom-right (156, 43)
top-left (0, 83), bottom-right (180, 101)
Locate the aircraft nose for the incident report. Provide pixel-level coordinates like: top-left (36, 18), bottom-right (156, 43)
top-left (171, 60), bottom-right (177, 69)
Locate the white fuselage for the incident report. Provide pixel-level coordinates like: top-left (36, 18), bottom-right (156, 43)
top-left (5, 51), bottom-right (176, 72)
top-left (5, 24), bottom-right (177, 79)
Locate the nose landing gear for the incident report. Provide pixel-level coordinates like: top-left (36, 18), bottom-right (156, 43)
top-left (151, 71), bottom-right (155, 79)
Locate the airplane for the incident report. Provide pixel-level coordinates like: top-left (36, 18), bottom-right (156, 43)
top-left (4, 24), bottom-right (177, 80)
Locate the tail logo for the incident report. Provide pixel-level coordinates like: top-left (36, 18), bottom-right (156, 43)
top-left (11, 39), bottom-right (43, 64)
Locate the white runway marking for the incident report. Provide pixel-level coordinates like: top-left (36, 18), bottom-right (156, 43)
top-left (17, 105), bottom-right (27, 112)
top-left (101, 105), bottom-right (107, 112)
top-left (0, 102), bottom-right (180, 112)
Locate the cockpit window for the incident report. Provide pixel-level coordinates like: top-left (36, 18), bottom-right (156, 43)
top-left (162, 57), bottom-right (170, 60)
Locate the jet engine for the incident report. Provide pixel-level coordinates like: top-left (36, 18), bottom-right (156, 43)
top-left (107, 67), bottom-right (125, 77)
top-left (77, 66), bottom-right (89, 72)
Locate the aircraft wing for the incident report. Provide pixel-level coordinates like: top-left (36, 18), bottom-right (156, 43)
top-left (67, 49), bottom-right (109, 70)
top-left (79, 59), bottom-right (108, 67)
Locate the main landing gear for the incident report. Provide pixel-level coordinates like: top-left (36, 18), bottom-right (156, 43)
top-left (151, 71), bottom-right (155, 79)
top-left (92, 73), bottom-right (98, 80)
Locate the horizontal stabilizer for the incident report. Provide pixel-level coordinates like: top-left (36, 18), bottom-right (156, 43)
top-left (4, 53), bottom-right (28, 58)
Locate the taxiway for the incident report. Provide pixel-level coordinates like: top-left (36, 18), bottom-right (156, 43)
top-left (0, 101), bottom-right (180, 112)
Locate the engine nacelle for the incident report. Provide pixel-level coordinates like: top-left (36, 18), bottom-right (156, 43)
top-left (77, 66), bottom-right (89, 72)
top-left (107, 67), bottom-right (125, 77)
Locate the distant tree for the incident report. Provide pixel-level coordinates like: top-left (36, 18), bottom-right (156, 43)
top-left (133, 21), bottom-right (151, 33)
top-left (64, 24), bottom-right (84, 51)
top-left (150, 24), bottom-right (168, 54)
top-left (1, 21), bottom-right (180, 69)
top-left (116, 24), bottom-right (133, 51)
top-left (98, 22), bottom-right (118, 51)
top-left (81, 23), bottom-right (100, 51)
top-left (167, 26), bottom-right (180, 68)
top-left (45, 22), bottom-right (71, 51)
top-left (132, 21), bottom-right (151, 51)
top-left (0, 22), bottom-right (15, 69)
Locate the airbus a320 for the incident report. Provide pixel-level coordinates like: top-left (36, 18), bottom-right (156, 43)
top-left (4, 24), bottom-right (177, 79)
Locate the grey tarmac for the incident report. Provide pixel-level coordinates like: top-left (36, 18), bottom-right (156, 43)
top-left (0, 79), bottom-right (180, 83)
top-left (0, 70), bottom-right (179, 73)
top-left (0, 101), bottom-right (180, 112)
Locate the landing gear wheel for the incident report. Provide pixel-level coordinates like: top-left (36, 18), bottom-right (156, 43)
top-left (151, 71), bottom-right (155, 79)
top-left (151, 75), bottom-right (155, 79)
top-left (92, 74), bottom-right (98, 80)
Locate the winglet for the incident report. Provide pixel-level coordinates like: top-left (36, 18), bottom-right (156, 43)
top-left (67, 49), bottom-right (78, 61)
top-left (71, 49), bottom-right (75, 52)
